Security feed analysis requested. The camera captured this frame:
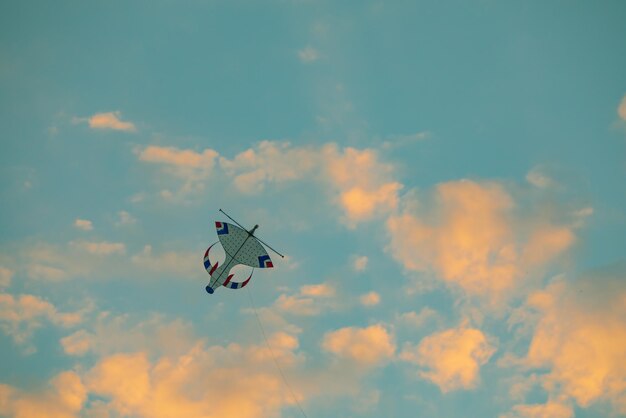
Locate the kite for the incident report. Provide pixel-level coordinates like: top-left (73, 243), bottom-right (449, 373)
top-left (203, 209), bottom-right (283, 294)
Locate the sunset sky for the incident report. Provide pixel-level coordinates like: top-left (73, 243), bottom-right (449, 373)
top-left (1, 1), bottom-right (626, 417)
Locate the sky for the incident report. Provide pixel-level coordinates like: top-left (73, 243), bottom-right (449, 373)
top-left (1, 1), bottom-right (626, 417)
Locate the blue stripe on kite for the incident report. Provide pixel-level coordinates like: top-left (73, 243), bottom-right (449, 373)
top-left (217, 223), bottom-right (229, 235)
top-left (258, 255), bottom-right (270, 268)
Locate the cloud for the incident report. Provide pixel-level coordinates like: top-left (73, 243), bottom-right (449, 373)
top-left (219, 140), bottom-right (319, 194)
top-left (382, 131), bottom-right (430, 149)
top-left (274, 282), bottom-right (336, 316)
top-left (501, 401), bottom-right (574, 418)
top-left (73, 111), bottom-right (136, 132)
top-left (359, 291), bottom-right (380, 306)
top-left (618, 94), bottom-right (626, 120)
top-left (0, 371), bottom-right (86, 418)
top-left (60, 313), bottom-right (195, 358)
top-left (137, 145), bottom-right (220, 199)
top-left (323, 144), bottom-right (402, 225)
top-left (387, 180), bottom-right (579, 305)
top-left (145, 141), bottom-right (402, 224)
top-left (88, 111), bottom-right (136, 132)
top-left (322, 324), bottom-right (395, 366)
top-left (80, 332), bottom-right (308, 418)
top-left (526, 167), bottom-right (555, 189)
top-left (0, 267), bottom-right (13, 288)
top-left (397, 307), bottom-right (438, 328)
top-left (130, 245), bottom-right (200, 279)
top-left (400, 324), bottom-right (496, 392)
top-left (352, 255), bottom-right (368, 272)
top-left (0, 293), bottom-right (86, 351)
top-left (509, 272), bottom-right (626, 414)
top-left (139, 146), bottom-right (219, 169)
top-left (298, 46), bottom-right (320, 63)
top-left (300, 283), bottom-right (335, 297)
top-left (73, 218), bottom-right (93, 231)
top-left (116, 210), bottom-right (136, 226)
top-left (70, 240), bottom-right (126, 255)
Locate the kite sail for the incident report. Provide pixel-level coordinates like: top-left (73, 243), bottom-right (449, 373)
top-left (203, 210), bottom-right (281, 294)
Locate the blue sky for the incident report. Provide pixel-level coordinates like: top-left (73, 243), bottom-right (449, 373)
top-left (1, 1), bottom-right (626, 417)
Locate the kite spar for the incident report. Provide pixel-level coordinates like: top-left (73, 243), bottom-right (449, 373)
top-left (203, 209), bottom-right (284, 295)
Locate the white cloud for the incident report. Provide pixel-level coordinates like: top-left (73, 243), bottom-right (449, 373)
top-left (70, 240), bottom-right (126, 256)
top-left (298, 46), bottom-right (320, 63)
top-left (116, 210), bottom-right (136, 226)
top-left (73, 218), bottom-right (93, 231)
top-left (526, 167), bottom-right (555, 189)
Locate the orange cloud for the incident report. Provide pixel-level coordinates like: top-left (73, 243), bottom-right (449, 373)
top-left (80, 331), bottom-right (308, 418)
top-left (0, 293), bottom-right (84, 350)
top-left (400, 324), bottom-right (496, 392)
top-left (139, 146), bottom-right (218, 169)
top-left (359, 291), bottom-right (380, 306)
top-left (513, 275), bottom-right (626, 414)
top-left (219, 141), bottom-right (319, 193)
top-left (86, 111), bottom-right (136, 132)
top-left (274, 283), bottom-right (336, 316)
top-left (618, 94), bottom-right (626, 120)
top-left (73, 218), bottom-right (93, 231)
top-left (0, 267), bottom-right (13, 288)
top-left (502, 401), bottom-right (573, 418)
top-left (322, 324), bottom-right (395, 366)
top-left (0, 371), bottom-right (86, 418)
top-left (387, 180), bottom-right (579, 304)
top-left (323, 144), bottom-right (402, 224)
top-left (217, 141), bottom-right (402, 224)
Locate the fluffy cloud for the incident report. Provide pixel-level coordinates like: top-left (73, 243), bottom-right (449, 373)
top-left (140, 141), bottom-right (402, 224)
top-left (322, 324), bottom-right (395, 366)
top-left (73, 218), bottom-right (93, 231)
top-left (74, 111), bottom-right (136, 132)
top-left (387, 180), bottom-right (579, 304)
top-left (400, 324), bottom-right (496, 392)
top-left (323, 144), bottom-right (402, 225)
top-left (20, 241), bottom-right (201, 283)
top-left (0, 293), bottom-right (85, 351)
top-left (274, 283), bottom-right (336, 316)
top-left (501, 401), bottom-right (574, 418)
top-left (359, 291), bottom-right (380, 306)
top-left (70, 240), bottom-right (126, 255)
top-left (510, 273), bottom-right (626, 414)
top-left (397, 307), bottom-right (438, 329)
top-left (0, 371), bottom-right (86, 418)
top-left (60, 313), bottom-right (195, 358)
top-left (618, 94), bottom-right (626, 121)
top-left (0, 267), bottom-right (13, 288)
top-left (298, 46), bottom-right (320, 63)
top-left (352, 255), bottom-right (368, 272)
top-left (137, 145), bottom-right (219, 198)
